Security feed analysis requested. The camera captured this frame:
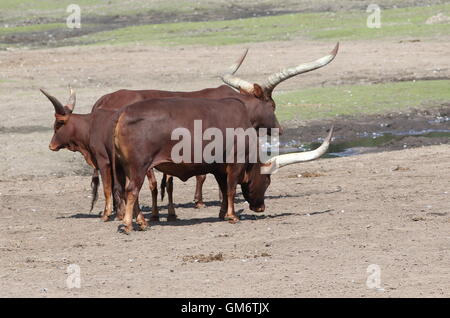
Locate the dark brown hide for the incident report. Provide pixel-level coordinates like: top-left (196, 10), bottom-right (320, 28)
top-left (112, 97), bottom-right (271, 233)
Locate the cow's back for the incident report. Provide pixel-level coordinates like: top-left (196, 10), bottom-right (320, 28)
top-left (90, 86), bottom-right (239, 112)
top-left (114, 97), bottom-right (250, 171)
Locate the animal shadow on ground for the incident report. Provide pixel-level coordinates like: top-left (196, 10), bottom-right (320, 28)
top-left (56, 213), bottom-right (101, 219)
top-left (141, 191), bottom-right (312, 212)
top-left (146, 210), bottom-right (296, 227)
top-left (58, 190), bottom-right (334, 223)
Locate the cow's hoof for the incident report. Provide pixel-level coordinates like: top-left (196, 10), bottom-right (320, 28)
top-left (118, 224), bottom-right (132, 234)
top-left (225, 216), bottom-right (240, 224)
top-left (100, 214), bottom-right (111, 222)
top-left (167, 215), bottom-right (178, 222)
top-left (194, 201), bottom-right (206, 209)
top-left (150, 215), bottom-right (160, 222)
top-left (138, 224), bottom-right (150, 231)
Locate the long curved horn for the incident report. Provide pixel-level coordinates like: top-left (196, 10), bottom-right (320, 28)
top-left (262, 43), bottom-right (339, 92)
top-left (66, 85), bottom-right (76, 112)
top-left (40, 89), bottom-right (66, 115)
top-left (220, 48), bottom-right (254, 93)
top-left (226, 48), bottom-right (248, 75)
top-left (266, 126), bottom-right (333, 169)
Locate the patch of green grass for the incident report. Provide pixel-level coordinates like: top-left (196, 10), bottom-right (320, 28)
top-left (274, 80), bottom-right (450, 121)
top-left (0, 0), bottom-right (104, 20)
top-left (66, 3), bottom-right (450, 46)
top-left (0, 78), bottom-right (14, 83)
top-left (70, 19), bottom-right (296, 46)
top-left (0, 0), bottom-right (209, 23)
top-left (0, 23), bottom-right (66, 35)
top-left (311, 5), bottom-right (450, 40)
top-left (0, 0), bottom-right (135, 14)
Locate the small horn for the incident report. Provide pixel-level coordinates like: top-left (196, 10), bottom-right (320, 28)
top-left (220, 48), bottom-right (254, 93)
top-left (40, 89), bottom-right (66, 115)
top-left (66, 85), bottom-right (76, 112)
top-left (266, 126), bottom-right (333, 169)
top-left (262, 43), bottom-right (339, 92)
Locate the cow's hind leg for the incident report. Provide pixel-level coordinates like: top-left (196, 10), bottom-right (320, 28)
top-left (114, 163), bottom-right (127, 221)
top-left (120, 171), bottom-right (146, 234)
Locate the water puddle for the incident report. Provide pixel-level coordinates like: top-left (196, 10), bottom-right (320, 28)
top-left (279, 129), bottom-right (450, 158)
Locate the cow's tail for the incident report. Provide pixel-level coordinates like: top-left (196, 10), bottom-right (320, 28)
top-left (160, 174), bottom-right (167, 201)
top-left (89, 168), bottom-right (100, 213)
top-left (111, 111), bottom-right (123, 207)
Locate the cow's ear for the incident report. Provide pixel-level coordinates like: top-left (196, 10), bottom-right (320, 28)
top-left (253, 84), bottom-right (264, 99)
top-left (63, 106), bottom-right (74, 114)
top-left (55, 113), bottom-right (70, 124)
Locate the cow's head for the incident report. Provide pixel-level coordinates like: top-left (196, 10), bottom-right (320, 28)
top-left (221, 43), bottom-right (339, 134)
top-left (241, 127), bottom-right (333, 212)
top-left (40, 87), bottom-right (77, 152)
top-left (241, 164), bottom-right (271, 212)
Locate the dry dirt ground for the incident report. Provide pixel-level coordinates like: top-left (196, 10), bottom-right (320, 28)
top-left (0, 39), bottom-right (449, 297)
top-left (0, 146), bottom-right (449, 297)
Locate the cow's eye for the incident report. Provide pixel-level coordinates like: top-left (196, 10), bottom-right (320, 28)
top-left (54, 121), bottom-right (64, 131)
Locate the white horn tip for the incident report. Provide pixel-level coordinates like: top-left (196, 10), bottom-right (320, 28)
top-left (326, 125), bottom-right (334, 142)
top-left (331, 42), bottom-right (339, 56)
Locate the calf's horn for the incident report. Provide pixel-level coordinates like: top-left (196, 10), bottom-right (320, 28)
top-left (266, 126), bottom-right (333, 169)
top-left (262, 43), bottom-right (339, 92)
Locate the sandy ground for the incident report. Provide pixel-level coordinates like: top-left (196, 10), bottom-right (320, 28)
top-left (0, 38), bottom-right (449, 297)
top-left (0, 145), bottom-right (449, 297)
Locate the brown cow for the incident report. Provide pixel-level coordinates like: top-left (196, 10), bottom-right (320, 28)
top-left (40, 50), bottom-right (249, 220)
top-left (42, 43), bottom-right (338, 221)
top-left (112, 97), bottom-right (332, 233)
top-left (138, 42), bottom-right (339, 217)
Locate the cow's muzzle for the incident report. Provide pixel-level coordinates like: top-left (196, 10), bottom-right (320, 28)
top-left (250, 204), bottom-right (265, 213)
top-left (49, 143), bottom-right (60, 151)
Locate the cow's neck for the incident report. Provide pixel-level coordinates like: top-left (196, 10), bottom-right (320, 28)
top-left (69, 114), bottom-right (95, 168)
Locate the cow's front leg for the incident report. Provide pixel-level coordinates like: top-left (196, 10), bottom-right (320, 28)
top-left (99, 164), bottom-right (113, 222)
top-left (194, 175), bottom-right (206, 208)
top-left (224, 166), bottom-right (241, 223)
top-left (166, 176), bottom-right (177, 222)
top-left (146, 169), bottom-right (160, 222)
top-left (133, 197), bottom-right (149, 231)
top-left (115, 199), bottom-right (126, 221)
top-left (225, 185), bottom-right (239, 223)
top-left (214, 174), bottom-right (228, 220)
